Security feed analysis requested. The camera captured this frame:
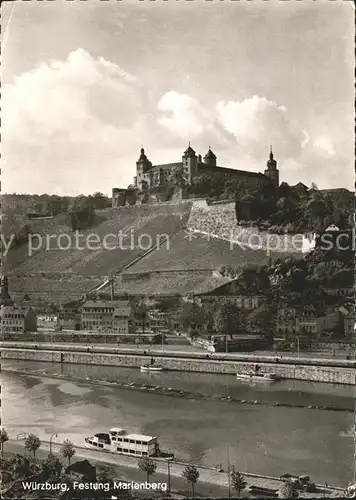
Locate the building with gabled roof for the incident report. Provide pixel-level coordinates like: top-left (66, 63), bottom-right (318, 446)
top-left (0, 276), bottom-right (37, 336)
top-left (81, 299), bottom-right (135, 334)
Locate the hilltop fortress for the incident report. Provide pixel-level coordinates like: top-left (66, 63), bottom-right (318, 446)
top-left (112, 145), bottom-right (279, 207)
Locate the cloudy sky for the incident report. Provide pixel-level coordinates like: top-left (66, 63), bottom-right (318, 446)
top-left (2, 0), bottom-right (354, 195)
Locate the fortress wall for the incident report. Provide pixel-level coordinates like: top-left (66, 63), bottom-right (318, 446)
top-left (187, 200), bottom-right (305, 254)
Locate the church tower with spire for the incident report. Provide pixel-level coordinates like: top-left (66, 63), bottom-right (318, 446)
top-left (264, 146), bottom-right (279, 188)
top-left (0, 275), bottom-right (13, 306)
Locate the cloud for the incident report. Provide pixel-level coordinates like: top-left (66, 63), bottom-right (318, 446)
top-left (216, 96), bottom-right (304, 159)
top-left (3, 51), bottom-right (352, 194)
top-left (312, 136), bottom-right (336, 158)
top-left (2, 49), bottom-right (146, 194)
top-left (157, 91), bottom-right (208, 137)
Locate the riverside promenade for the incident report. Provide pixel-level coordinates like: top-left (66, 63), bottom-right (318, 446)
top-left (6, 438), bottom-right (343, 498)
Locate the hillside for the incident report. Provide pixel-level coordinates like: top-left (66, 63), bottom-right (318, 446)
top-left (6, 204), bottom-right (191, 276)
top-left (6, 200), bottom-right (302, 303)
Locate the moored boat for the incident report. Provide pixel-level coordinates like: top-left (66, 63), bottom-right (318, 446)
top-left (84, 428), bottom-right (159, 457)
top-left (236, 371), bottom-right (280, 382)
top-left (236, 363), bottom-right (282, 382)
top-left (140, 365), bottom-right (164, 372)
top-left (140, 357), bottom-right (163, 372)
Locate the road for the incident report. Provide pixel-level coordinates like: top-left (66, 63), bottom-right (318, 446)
top-left (1, 341), bottom-right (353, 362)
top-left (6, 439), bottom-right (343, 498)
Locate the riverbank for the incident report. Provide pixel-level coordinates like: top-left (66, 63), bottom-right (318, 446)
top-left (1, 345), bottom-right (355, 385)
top-left (3, 367), bottom-right (352, 413)
top-left (6, 438), bottom-right (343, 498)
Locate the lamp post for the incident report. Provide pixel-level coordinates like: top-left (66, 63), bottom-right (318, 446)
top-left (167, 458), bottom-right (171, 495)
top-left (227, 444), bottom-right (231, 498)
top-left (50, 433), bottom-right (58, 456)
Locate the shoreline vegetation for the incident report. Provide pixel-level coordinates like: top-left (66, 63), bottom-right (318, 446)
top-left (3, 367), bottom-right (352, 413)
top-left (3, 435), bottom-right (345, 498)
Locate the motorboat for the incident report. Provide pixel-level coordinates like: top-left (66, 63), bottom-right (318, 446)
top-left (140, 365), bottom-right (164, 372)
top-left (236, 370), bottom-right (282, 382)
top-left (140, 358), bottom-right (163, 372)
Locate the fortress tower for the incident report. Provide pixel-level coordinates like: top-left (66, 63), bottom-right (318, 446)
top-left (264, 146), bottom-right (279, 188)
top-left (136, 147), bottom-right (152, 190)
top-left (203, 147), bottom-right (217, 166)
top-left (182, 143), bottom-right (198, 184)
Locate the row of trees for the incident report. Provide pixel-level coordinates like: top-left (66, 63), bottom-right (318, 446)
top-left (138, 455), bottom-right (253, 498)
top-left (3, 192), bottom-right (111, 218)
top-left (0, 429), bottom-right (75, 464)
top-left (177, 300), bottom-right (274, 339)
top-left (0, 428), bottom-right (302, 498)
top-left (138, 455), bottom-right (299, 498)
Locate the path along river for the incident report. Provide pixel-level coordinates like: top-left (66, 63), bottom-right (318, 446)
top-left (1, 359), bottom-right (354, 487)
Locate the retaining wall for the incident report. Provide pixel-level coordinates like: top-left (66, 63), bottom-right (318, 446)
top-left (1, 348), bottom-right (355, 385)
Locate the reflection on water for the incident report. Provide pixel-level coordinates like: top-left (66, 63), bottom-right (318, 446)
top-left (1, 360), bottom-right (354, 487)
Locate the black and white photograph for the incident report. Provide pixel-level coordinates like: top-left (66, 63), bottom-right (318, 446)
top-left (0, 0), bottom-right (355, 498)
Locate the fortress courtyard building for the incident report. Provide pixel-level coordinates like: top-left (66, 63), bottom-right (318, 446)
top-left (134, 144), bottom-right (279, 191)
top-left (112, 144), bottom-right (280, 206)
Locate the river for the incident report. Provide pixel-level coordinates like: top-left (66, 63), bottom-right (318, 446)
top-left (1, 359), bottom-right (354, 487)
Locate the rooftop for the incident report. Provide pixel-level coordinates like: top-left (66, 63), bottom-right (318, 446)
top-left (83, 300), bottom-right (130, 309)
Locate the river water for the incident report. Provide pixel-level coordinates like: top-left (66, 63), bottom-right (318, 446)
top-left (1, 359), bottom-right (354, 487)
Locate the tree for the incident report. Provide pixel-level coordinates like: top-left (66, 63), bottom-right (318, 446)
top-left (138, 456), bottom-right (157, 483)
top-left (92, 192), bottom-right (110, 210)
top-left (214, 303), bottom-right (245, 337)
top-left (182, 463), bottom-right (199, 497)
top-left (42, 454), bottom-right (63, 479)
top-left (60, 439), bottom-right (76, 465)
top-left (169, 165), bottom-right (188, 189)
top-left (246, 304), bottom-right (274, 336)
top-left (99, 468), bottom-right (115, 489)
top-left (230, 471), bottom-right (247, 497)
top-left (24, 433), bottom-right (41, 458)
top-left (279, 480), bottom-right (299, 498)
top-left (177, 302), bottom-right (205, 334)
top-left (0, 428), bottom-right (9, 458)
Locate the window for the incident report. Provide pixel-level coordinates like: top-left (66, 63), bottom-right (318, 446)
top-left (142, 452), bottom-right (147, 456)
top-left (123, 449), bottom-right (129, 453)
top-left (117, 447), bottom-right (122, 452)
top-left (98, 443), bottom-right (103, 448)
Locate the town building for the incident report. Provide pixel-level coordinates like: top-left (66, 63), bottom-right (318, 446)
top-left (59, 313), bottom-right (81, 331)
top-left (296, 306), bottom-right (317, 335)
top-left (195, 293), bottom-right (264, 310)
top-left (37, 314), bottom-right (60, 331)
top-left (0, 276), bottom-right (37, 335)
top-left (276, 307), bottom-right (298, 338)
top-left (147, 308), bottom-right (170, 334)
top-left (339, 306), bottom-right (355, 336)
top-left (112, 145), bottom-right (279, 206)
top-left (81, 299), bottom-right (135, 334)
